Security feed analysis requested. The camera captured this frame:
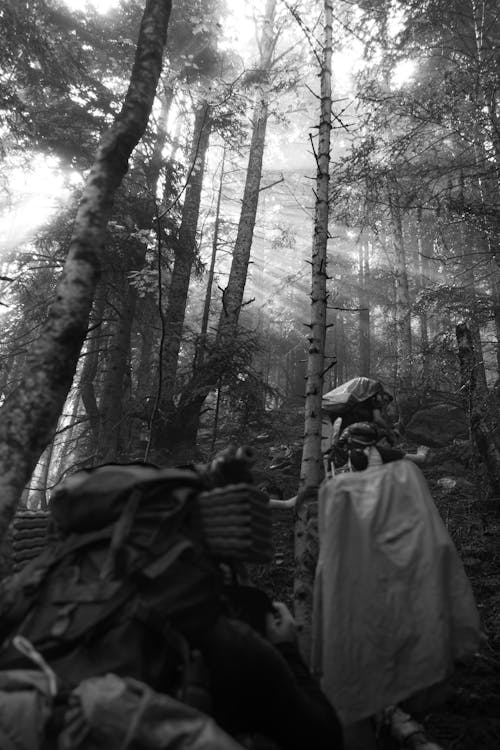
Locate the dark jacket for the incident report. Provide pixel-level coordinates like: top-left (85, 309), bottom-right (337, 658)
top-left (198, 615), bottom-right (343, 750)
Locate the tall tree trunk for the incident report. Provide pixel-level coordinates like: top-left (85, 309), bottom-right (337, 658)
top-left (36, 440), bottom-right (55, 511)
top-left (358, 242), bottom-right (370, 377)
top-left (456, 322), bottom-right (500, 496)
top-left (146, 85), bottom-right (175, 193)
top-left (459, 230), bottom-right (488, 397)
top-left (0, 0), bottom-right (172, 544)
top-left (91, 90), bottom-right (175, 463)
top-left (166, 0), bottom-right (278, 458)
top-left (294, 0), bottom-right (333, 661)
top-left (416, 212), bottom-right (432, 386)
top-left (471, 138), bottom-right (500, 375)
top-left (196, 145), bottom-right (226, 369)
top-left (79, 285), bottom-right (106, 440)
top-left (152, 101), bottom-right (211, 453)
top-left (52, 391), bottom-right (81, 480)
top-left (488, 252), bottom-right (500, 377)
top-left (97, 277), bottom-right (138, 462)
top-left (388, 183), bottom-right (412, 394)
top-left (215, 102), bottom-right (271, 340)
top-left (135, 293), bottom-right (158, 417)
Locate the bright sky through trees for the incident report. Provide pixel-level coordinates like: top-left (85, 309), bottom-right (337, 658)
top-left (0, 0), bottom-right (418, 262)
top-left (0, 157), bottom-right (70, 257)
top-left (63, 0), bottom-right (117, 12)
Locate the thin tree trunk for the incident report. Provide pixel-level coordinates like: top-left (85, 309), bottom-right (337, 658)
top-left (294, 0), bottom-right (333, 661)
top-left (358, 242), bottom-right (370, 377)
top-left (488, 253), bottom-right (500, 376)
top-left (0, 0), bottom-right (171, 544)
top-left (471, 138), bottom-right (500, 375)
top-left (459, 231), bottom-right (488, 397)
top-left (388, 183), bottom-right (412, 393)
top-left (216, 98), bottom-right (270, 340)
top-left (97, 278), bottom-right (138, 462)
top-left (37, 440), bottom-right (55, 511)
top-left (211, 382), bottom-right (222, 452)
top-left (416, 213), bottom-right (432, 385)
top-left (96, 91), bottom-right (175, 462)
top-left (52, 391), bottom-right (81, 480)
top-left (196, 145), bottom-right (226, 368)
top-left (79, 285), bottom-right (106, 440)
top-left (166, 0), bottom-right (278, 457)
top-left (153, 101), bottom-right (211, 448)
top-left (135, 293), bottom-right (158, 417)
top-left (456, 322), bottom-right (500, 496)
top-left (147, 85), bottom-right (175, 193)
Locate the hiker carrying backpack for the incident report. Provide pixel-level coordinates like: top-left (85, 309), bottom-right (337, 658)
top-left (0, 453), bottom-right (272, 748)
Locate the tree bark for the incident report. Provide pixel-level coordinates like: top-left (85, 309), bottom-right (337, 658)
top-left (488, 252), bottom-right (500, 376)
top-left (134, 293), bottom-right (158, 421)
top-left (416, 213), bottom-right (432, 386)
top-left (294, 0), bottom-right (333, 661)
top-left (163, 0), bottom-right (278, 459)
top-left (456, 322), bottom-right (500, 496)
top-left (35, 440), bottom-right (55, 511)
top-left (79, 285), bottom-right (106, 441)
top-left (52, 391), bottom-right (81, 480)
top-left (459, 232), bottom-right (488, 397)
top-left (196, 145), bottom-right (226, 369)
top-left (216, 96), bottom-right (270, 341)
top-left (152, 100), bottom-right (211, 452)
top-left (0, 0), bottom-right (172, 544)
top-left (388, 182), bottom-right (412, 393)
top-left (358, 242), bottom-right (370, 377)
top-left (97, 277), bottom-right (138, 463)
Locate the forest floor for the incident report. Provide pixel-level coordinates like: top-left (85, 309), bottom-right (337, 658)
top-left (250, 458), bottom-right (500, 750)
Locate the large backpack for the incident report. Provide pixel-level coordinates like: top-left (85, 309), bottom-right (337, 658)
top-left (0, 463), bottom-right (230, 697)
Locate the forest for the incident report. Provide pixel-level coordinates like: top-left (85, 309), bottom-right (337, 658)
top-left (0, 0), bottom-right (500, 748)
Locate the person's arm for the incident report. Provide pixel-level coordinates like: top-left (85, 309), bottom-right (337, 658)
top-left (265, 603), bottom-right (336, 698)
top-left (404, 446), bottom-right (430, 465)
top-left (268, 495), bottom-right (297, 508)
top-left (377, 445), bottom-right (429, 465)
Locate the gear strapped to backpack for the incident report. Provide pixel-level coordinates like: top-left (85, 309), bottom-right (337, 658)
top-left (0, 463), bottom-right (229, 699)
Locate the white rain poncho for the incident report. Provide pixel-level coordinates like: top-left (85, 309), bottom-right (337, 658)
top-left (312, 460), bottom-right (481, 725)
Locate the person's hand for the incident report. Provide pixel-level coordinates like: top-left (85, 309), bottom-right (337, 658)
top-left (265, 602), bottom-right (298, 645)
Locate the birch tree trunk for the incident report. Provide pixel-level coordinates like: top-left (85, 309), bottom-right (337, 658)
top-left (294, 0), bottom-right (333, 660)
top-left (0, 0), bottom-right (172, 544)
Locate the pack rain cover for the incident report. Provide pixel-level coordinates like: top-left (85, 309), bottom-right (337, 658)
top-left (312, 460), bottom-right (481, 725)
top-left (321, 377), bottom-right (384, 419)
